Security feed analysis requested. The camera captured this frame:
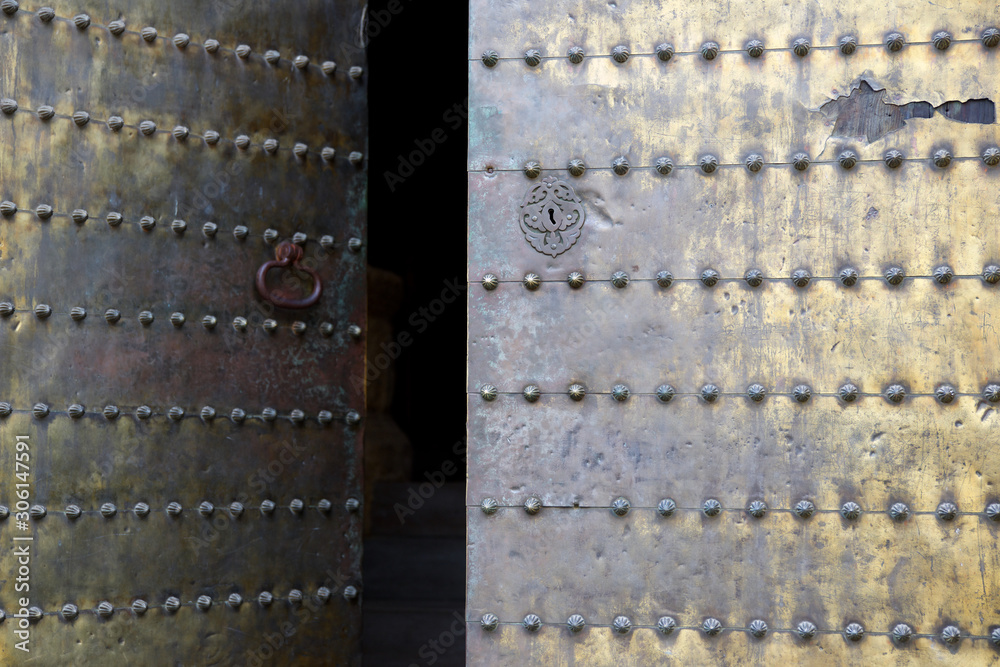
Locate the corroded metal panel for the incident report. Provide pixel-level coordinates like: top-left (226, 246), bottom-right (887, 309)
top-left (0, 1), bottom-right (365, 664)
top-left (468, 1), bottom-right (1000, 664)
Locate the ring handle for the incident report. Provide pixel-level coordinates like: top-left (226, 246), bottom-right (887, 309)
top-left (255, 241), bottom-right (322, 309)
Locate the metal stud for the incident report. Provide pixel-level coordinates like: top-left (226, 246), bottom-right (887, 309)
top-left (568, 384), bottom-right (585, 401)
top-left (97, 502), bottom-right (117, 518)
top-left (196, 595), bottom-right (212, 612)
top-left (138, 310), bottom-right (154, 325)
top-left (61, 603), bottom-right (78, 620)
top-left (523, 273), bottom-right (541, 290)
top-left (984, 28), bottom-right (1000, 48)
top-left (65, 504), bottom-right (81, 520)
top-left (841, 501), bottom-right (861, 520)
top-left (172, 126), bottom-right (189, 142)
top-left (227, 593), bottom-right (243, 609)
top-left (348, 236), bottom-right (363, 251)
top-left (235, 135), bottom-right (251, 150)
top-left (523, 614), bottom-right (542, 631)
top-left (613, 616), bottom-right (632, 634)
top-left (135, 406), bottom-right (152, 419)
top-left (106, 19), bottom-right (125, 35)
top-left (0, 506), bottom-right (7, 519)
top-left (700, 41), bottom-right (719, 60)
top-left (838, 267), bottom-right (859, 287)
top-left (610, 497), bottom-right (630, 516)
top-left (480, 498), bottom-right (499, 515)
top-left (745, 154), bottom-right (763, 173)
top-left (134, 502), bottom-right (150, 517)
top-left (936, 502), bottom-right (957, 521)
top-left (0, 200), bottom-right (14, 215)
top-left (792, 38), bottom-right (810, 57)
top-left (261, 407), bottom-right (278, 421)
top-left (36, 105), bottom-right (53, 121)
top-left (747, 500), bottom-right (767, 518)
top-left (345, 497), bottom-right (361, 513)
top-left (983, 147), bottom-right (1000, 167)
top-left (889, 502), bottom-right (910, 521)
top-left (932, 31), bottom-right (951, 50)
top-left (36, 6), bottom-right (53, 22)
top-left (935, 384), bottom-right (956, 404)
top-left (612, 156), bottom-right (629, 175)
top-left (72, 13), bottom-right (90, 29)
top-left (225, 501), bottom-right (244, 518)
top-left (885, 32), bottom-right (904, 52)
top-left (293, 143), bottom-right (308, 160)
top-left (567, 614), bottom-right (586, 633)
top-left (792, 153), bottom-right (810, 171)
top-left (699, 154), bottom-right (718, 174)
top-left (0, 98), bottom-right (16, 114)
top-left (320, 235), bottom-right (335, 250)
top-left (34, 304), bottom-right (51, 319)
top-left (656, 270), bottom-right (673, 288)
top-left (32, 403), bottom-right (49, 419)
top-left (747, 383), bottom-right (766, 402)
top-left (198, 501), bottom-right (214, 517)
top-left (885, 384), bottom-right (906, 403)
top-left (202, 315), bottom-right (217, 330)
top-left (232, 317), bottom-right (248, 332)
top-left (97, 601), bottom-right (114, 618)
top-left (263, 139), bottom-right (279, 155)
top-left (933, 149), bottom-right (952, 168)
top-left (321, 147), bottom-right (336, 162)
top-left (656, 384), bottom-right (675, 403)
top-left (843, 622), bottom-right (864, 641)
top-left (838, 383), bottom-right (859, 402)
top-left (71, 209), bottom-right (88, 224)
top-left (983, 384), bottom-right (1000, 402)
top-left (0, 302), bottom-right (12, 316)
top-left (749, 619), bottom-right (768, 638)
top-left (164, 596), bottom-right (181, 613)
top-left (105, 309), bottom-right (121, 323)
top-left (655, 157), bottom-right (673, 175)
top-left (25, 606), bottom-right (42, 622)
top-left (881, 148), bottom-right (904, 169)
top-left (29, 504), bottom-right (45, 519)
top-left (258, 591), bottom-right (274, 607)
top-left (203, 130), bottom-right (220, 146)
top-left (791, 269), bottom-right (811, 288)
top-left (289, 408), bottom-right (305, 422)
top-left (796, 620), bottom-right (817, 639)
top-left (892, 623), bottom-right (913, 644)
top-left (703, 618), bottom-right (723, 636)
top-left (481, 613), bottom-right (499, 631)
top-left (106, 212), bottom-right (123, 227)
top-left (0, 403), bottom-right (11, 417)
top-left (106, 115), bottom-right (124, 132)
top-left (700, 269), bottom-right (719, 287)
top-left (235, 44), bottom-right (252, 59)
top-left (287, 498), bottom-right (304, 515)
top-left (35, 205), bottom-right (52, 220)
top-left (523, 161), bottom-right (542, 179)
top-left (524, 497), bottom-right (542, 515)
top-left (839, 35), bottom-right (858, 54)
top-left (139, 120), bottom-right (156, 136)
top-left (103, 405), bottom-right (120, 420)
top-left (933, 265), bottom-right (953, 285)
top-left (745, 39), bottom-right (764, 57)
top-left (481, 50), bottom-right (499, 67)
top-left (703, 498), bottom-right (722, 516)
top-left (172, 33), bottom-right (190, 48)
top-left (941, 625), bottom-right (961, 644)
top-left (795, 500), bottom-right (815, 518)
top-left (72, 111), bottom-right (90, 127)
top-left (138, 215), bottom-right (156, 231)
top-left (168, 406), bottom-right (184, 421)
top-left (701, 384), bottom-right (720, 403)
top-left (0, 0), bottom-right (16, 15)
top-left (166, 501), bottom-right (182, 516)
top-left (260, 499), bottom-right (276, 515)
top-left (567, 271), bottom-right (585, 288)
top-left (524, 49), bottom-right (541, 67)
top-left (68, 403), bottom-right (85, 418)
top-left (986, 502), bottom-right (1000, 521)
top-left (611, 45), bottom-right (630, 63)
top-left (481, 274), bottom-right (499, 291)
top-left (317, 410), bottom-right (333, 424)
top-left (138, 26), bottom-right (157, 42)
top-left (655, 43), bottom-right (674, 61)
top-left (792, 384), bottom-right (812, 403)
top-left (293, 55), bottom-right (310, 70)
top-left (611, 271), bottom-right (629, 288)
top-left (838, 150), bottom-right (857, 169)
top-left (658, 498), bottom-right (677, 517)
top-left (168, 312), bottom-right (185, 327)
top-left (884, 267), bottom-right (905, 285)
top-left (652, 616), bottom-right (676, 635)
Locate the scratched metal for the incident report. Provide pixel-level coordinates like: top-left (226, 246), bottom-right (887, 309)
top-left (0, 0), bottom-right (366, 664)
top-left (469, 0), bottom-right (1000, 664)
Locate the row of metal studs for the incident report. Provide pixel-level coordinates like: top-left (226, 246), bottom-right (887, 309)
top-left (483, 265), bottom-right (1000, 291)
top-left (2, 585), bottom-right (359, 623)
top-left (506, 148), bottom-right (1000, 177)
top-left (0, 205), bottom-right (360, 248)
top-left (0, 100), bottom-right (363, 167)
top-left (0, 403), bottom-right (361, 425)
top-left (479, 382), bottom-right (1000, 405)
top-left (5, 306), bottom-right (364, 338)
top-left (479, 28), bottom-right (1000, 66)
top-left (0, 498), bottom-right (360, 521)
top-left (477, 613), bottom-right (1000, 646)
top-left (479, 497), bottom-right (999, 523)
top-left (0, 2), bottom-right (362, 81)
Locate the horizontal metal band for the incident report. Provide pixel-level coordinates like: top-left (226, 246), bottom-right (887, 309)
top-left (476, 387), bottom-right (990, 403)
top-left (1, 5), bottom-right (362, 81)
top-left (0, 102), bottom-right (364, 166)
top-left (0, 404), bottom-right (359, 424)
top-left (2, 584), bottom-right (358, 619)
top-left (483, 274), bottom-right (997, 286)
top-left (478, 36), bottom-right (991, 63)
top-left (471, 615), bottom-right (996, 642)
top-left (0, 498), bottom-right (360, 518)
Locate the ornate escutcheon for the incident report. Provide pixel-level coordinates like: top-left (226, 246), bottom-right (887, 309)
top-left (518, 176), bottom-right (586, 257)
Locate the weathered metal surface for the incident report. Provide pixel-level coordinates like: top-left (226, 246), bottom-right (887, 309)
top-left (0, 1), bottom-right (366, 664)
top-left (469, 1), bottom-right (1000, 664)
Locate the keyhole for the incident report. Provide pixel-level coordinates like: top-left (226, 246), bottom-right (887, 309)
top-left (548, 208), bottom-right (556, 225)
